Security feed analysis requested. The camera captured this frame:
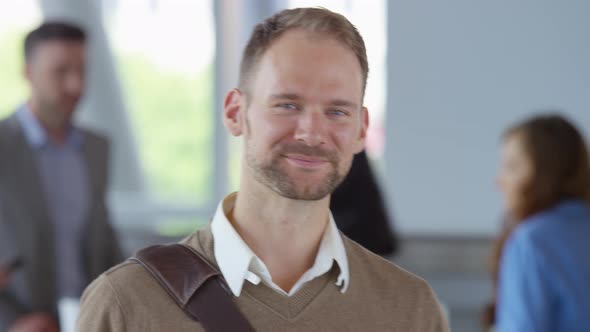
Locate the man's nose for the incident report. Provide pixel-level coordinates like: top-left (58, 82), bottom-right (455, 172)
top-left (294, 110), bottom-right (327, 147)
top-left (65, 70), bottom-right (84, 96)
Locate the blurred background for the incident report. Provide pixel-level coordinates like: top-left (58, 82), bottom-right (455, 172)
top-left (1, 1), bottom-right (589, 331)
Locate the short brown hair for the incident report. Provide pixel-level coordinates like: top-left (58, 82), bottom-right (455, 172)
top-left (239, 7), bottom-right (369, 98)
top-left (24, 22), bottom-right (86, 62)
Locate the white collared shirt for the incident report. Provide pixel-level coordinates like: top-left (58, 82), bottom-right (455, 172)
top-left (211, 192), bottom-right (350, 297)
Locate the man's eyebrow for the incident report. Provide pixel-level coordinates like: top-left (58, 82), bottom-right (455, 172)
top-left (269, 93), bottom-right (301, 101)
top-left (329, 99), bottom-right (358, 109)
top-left (270, 94), bottom-right (359, 109)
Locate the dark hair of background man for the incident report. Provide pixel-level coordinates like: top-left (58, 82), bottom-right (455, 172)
top-left (24, 22), bottom-right (86, 62)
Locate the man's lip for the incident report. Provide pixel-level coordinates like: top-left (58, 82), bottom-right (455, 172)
top-left (283, 154), bottom-right (328, 167)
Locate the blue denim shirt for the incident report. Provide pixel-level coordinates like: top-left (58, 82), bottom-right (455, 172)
top-left (16, 105), bottom-right (89, 298)
top-left (497, 199), bottom-right (590, 332)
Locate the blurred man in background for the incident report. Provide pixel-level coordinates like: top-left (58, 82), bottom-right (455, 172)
top-left (0, 22), bottom-right (122, 331)
top-left (0, 271), bottom-right (8, 290)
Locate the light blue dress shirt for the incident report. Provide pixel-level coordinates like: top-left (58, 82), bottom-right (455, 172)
top-left (497, 199), bottom-right (590, 332)
top-left (16, 105), bottom-right (89, 298)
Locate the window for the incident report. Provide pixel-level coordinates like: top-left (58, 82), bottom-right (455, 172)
top-left (103, 0), bottom-right (216, 204)
top-left (0, 1), bottom-right (40, 117)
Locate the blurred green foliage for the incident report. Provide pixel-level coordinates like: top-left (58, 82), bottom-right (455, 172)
top-left (116, 55), bottom-right (214, 203)
top-left (0, 30), bottom-right (28, 117)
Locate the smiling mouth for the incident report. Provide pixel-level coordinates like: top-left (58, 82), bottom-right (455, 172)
top-left (283, 154), bottom-right (329, 168)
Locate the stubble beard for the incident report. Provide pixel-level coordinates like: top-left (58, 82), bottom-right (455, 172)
top-left (246, 140), bottom-right (348, 201)
top-left (37, 97), bottom-right (74, 133)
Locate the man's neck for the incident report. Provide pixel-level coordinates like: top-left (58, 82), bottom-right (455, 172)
top-left (27, 99), bottom-right (68, 144)
top-left (231, 180), bottom-right (331, 293)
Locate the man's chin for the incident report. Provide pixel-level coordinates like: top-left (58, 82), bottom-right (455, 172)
top-left (276, 189), bottom-right (331, 201)
top-left (271, 180), bottom-right (337, 201)
top-left (253, 161), bottom-right (342, 201)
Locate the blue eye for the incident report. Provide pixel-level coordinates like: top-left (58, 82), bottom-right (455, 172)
top-left (278, 103), bottom-right (298, 110)
top-left (328, 109), bottom-right (347, 116)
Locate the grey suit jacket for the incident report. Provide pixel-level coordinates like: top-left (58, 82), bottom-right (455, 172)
top-left (0, 112), bottom-right (123, 329)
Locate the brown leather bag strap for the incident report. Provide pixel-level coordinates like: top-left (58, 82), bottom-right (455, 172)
top-left (130, 244), bottom-right (255, 332)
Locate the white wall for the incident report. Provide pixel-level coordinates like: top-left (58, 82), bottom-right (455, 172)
top-left (385, 0), bottom-right (590, 235)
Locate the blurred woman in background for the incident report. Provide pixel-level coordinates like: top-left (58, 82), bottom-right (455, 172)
top-left (485, 114), bottom-right (590, 332)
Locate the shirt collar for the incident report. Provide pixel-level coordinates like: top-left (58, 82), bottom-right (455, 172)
top-left (211, 193), bottom-right (259, 296)
top-left (323, 212), bottom-right (350, 292)
top-left (16, 104), bottom-right (82, 149)
top-left (211, 192), bottom-right (350, 296)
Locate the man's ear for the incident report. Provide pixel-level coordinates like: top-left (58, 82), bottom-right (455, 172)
top-left (223, 89), bottom-right (245, 136)
top-left (353, 106), bottom-right (369, 153)
top-left (24, 63), bottom-right (32, 83)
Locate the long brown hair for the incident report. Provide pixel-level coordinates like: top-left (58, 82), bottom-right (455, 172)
top-left (483, 113), bottom-right (590, 327)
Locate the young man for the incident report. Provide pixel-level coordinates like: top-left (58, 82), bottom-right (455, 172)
top-left (78, 8), bottom-right (448, 331)
top-left (0, 22), bottom-right (122, 331)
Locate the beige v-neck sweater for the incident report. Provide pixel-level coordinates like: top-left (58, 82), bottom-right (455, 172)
top-left (77, 226), bottom-right (448, 331)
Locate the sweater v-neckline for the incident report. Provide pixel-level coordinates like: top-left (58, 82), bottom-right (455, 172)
top-left (241, 265), bottom-right (340, 320)
top-left (186, 226), bottom-right (342, 320)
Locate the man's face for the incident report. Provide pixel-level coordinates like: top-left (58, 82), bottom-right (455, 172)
top-left (226, 29), bottom-right (368, 201)
top-left (25, 40), bottom-right (86, 130)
